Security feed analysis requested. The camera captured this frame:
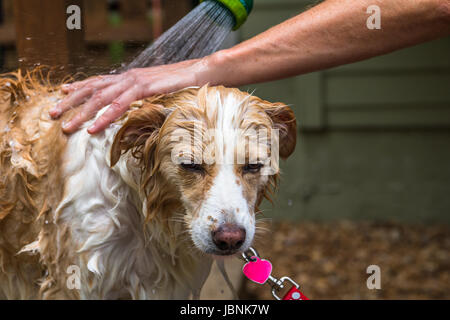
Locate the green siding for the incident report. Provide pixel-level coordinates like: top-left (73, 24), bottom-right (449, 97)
top-left (262, 131), bottom-right (450, 223)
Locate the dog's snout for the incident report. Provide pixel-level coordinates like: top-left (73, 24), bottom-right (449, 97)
top-left (212, 223), bottom-right (246, 252)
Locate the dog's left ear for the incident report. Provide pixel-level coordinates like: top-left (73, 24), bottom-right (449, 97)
top-left (110, 104), bottom-right (169, 167)
top-left (262, 102), bottom-right (297, 159)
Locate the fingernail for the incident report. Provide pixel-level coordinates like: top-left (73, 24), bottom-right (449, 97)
top-left (49, 108), bottom-right (60, 117)
top-left (87, 125), bottom-right (96, 134)
top-left (61, 84), bottom-right (70, 90)
top-left (62, 121), bottom-right (70, 129)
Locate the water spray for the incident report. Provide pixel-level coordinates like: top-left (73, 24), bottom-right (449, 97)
top-left (123, 0), bottom-right (254, 71)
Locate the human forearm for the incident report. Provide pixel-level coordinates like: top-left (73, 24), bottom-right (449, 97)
top-left (199, 0), bottom-right (450, 87)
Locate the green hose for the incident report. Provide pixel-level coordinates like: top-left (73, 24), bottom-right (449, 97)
top-left (200, 0), bottom-right (253, 30)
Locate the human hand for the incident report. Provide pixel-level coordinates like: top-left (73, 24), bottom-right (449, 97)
top-left (49, 59), bottom-right (205, 134)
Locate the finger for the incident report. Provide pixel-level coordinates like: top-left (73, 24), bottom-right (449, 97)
top-left (61, 82), bottom-right (129, 133)
top-left (50, 77), bottom-right (117, 119)
top-left (60, 77), bottom-right (97, 94)
top-left (49, 86), bottom-right (94, 119)
top-left (61, 107), bottom-right (98, 134)
top-left (60, 75), bottom-right (115, 94)
top-left (87, 87), bottom-right (139, 134)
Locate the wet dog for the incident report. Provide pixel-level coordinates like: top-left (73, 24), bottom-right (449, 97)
top-left (0, 70), bottom-right (296, 299)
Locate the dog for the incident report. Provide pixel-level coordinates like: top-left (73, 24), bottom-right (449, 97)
top-left (0, 70), bottom-right (296, 299)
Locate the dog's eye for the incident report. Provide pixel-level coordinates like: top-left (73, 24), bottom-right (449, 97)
top-left (180, 162), bottom-right (204, 173)
top-left (243, 163), bottom-right (263, 174)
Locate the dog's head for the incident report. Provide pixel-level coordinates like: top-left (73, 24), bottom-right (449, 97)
top-left (111, 85), bottom-right (296, 256)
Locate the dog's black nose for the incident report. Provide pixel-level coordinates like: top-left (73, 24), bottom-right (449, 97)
top-left (212, 223), bottom-right (246, 252)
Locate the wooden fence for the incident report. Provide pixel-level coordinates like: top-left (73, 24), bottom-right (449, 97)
top-left (0, 0), bottom-right (195, 76)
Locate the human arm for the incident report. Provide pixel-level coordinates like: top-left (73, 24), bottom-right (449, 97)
top-left (51, 0), bottom-right (450, 134)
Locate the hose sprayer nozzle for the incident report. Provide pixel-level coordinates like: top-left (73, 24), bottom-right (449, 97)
top-left (201, 0), bottom-right (253, 30)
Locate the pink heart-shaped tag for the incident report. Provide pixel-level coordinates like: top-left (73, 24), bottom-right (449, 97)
top-left (242, 256), bottom-right (272, 284)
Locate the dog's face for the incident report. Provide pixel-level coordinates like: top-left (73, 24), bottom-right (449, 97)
top-left (111, 86), bottom-right (296, 256)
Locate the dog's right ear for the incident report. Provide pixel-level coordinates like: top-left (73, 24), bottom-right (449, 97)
top-left (110, 104), bottom-right (169, 167)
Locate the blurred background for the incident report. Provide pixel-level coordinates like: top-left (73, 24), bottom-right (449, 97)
top-left (1, 0), bottom-right (448, 299)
